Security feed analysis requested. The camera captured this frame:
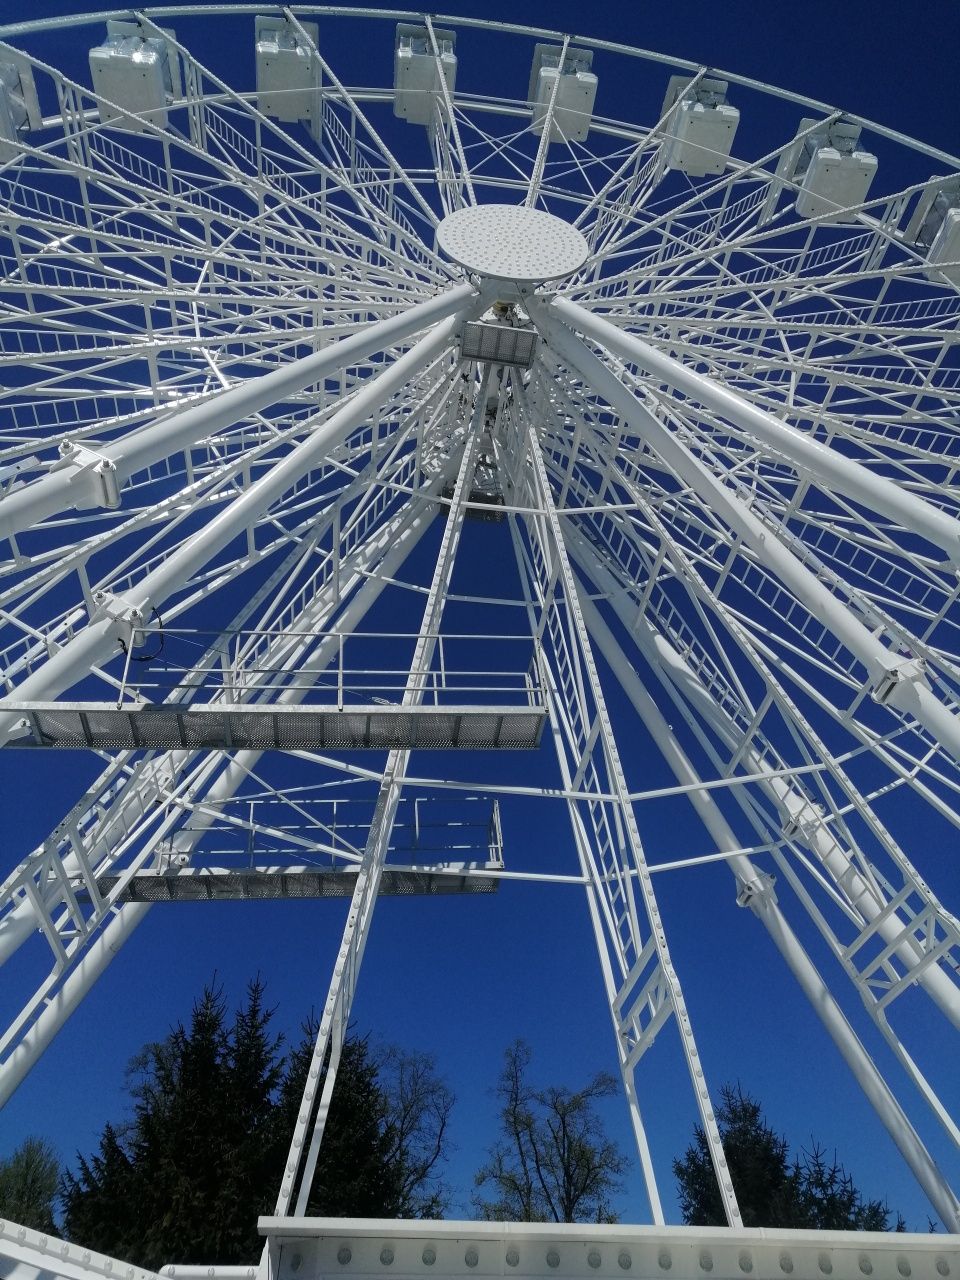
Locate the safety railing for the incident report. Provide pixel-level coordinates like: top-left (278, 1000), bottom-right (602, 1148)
top-left (114, 628), bottom-right (545, 714)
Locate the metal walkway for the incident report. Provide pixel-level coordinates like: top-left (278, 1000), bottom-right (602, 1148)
top-left (88, 862), bottom-right (502, 902)
top-left (5, 703), bottom-right (546, 751)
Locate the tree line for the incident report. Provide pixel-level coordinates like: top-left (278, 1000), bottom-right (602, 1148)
top-left (0, 980), bottom-right (902, 1266)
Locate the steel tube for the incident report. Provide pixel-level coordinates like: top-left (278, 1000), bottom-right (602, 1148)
top-left (0, 283), bottom-right (476, 542)
top-left (574, 571), bottom-right (960, 1231)
top-left (637, 619), bottom-right (960, 1034)
top-left (0, 899), bottom-right (150, 1108)
top-left (0, 312), bottom-right (465, 745)
top-left (550, 295), bottom-right (960, 563)
top-left (0, 496), bottom-right (443, 1099)
top-left (534, 307), bottom-right (960, 765)
top-left (544, 338), bottom-right (960, 1027)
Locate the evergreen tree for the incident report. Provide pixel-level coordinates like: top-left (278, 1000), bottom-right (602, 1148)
top-left (65, 1126), bottom-right (139, 1261)
top-left (673, 1084), bottom-right (897, 1230)
top-left (64, 980), bottom-right (283, 1266)
top-left (793, 1144), bottom-right (896, 1231)
top-left (673, 1085), bottom-right (800, 1228)
top-left (281, 1031), bottom-right (405, 1218)
top-left (63, 980), bottom-right (454, 1269)
top-left (0, 1137), bottom-right (60, 1233)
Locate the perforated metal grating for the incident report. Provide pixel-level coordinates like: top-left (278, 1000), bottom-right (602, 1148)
top-left (90, 864), bottom-right (501, 902)
top-left (461, 321), bottom-right (538, 367)
top-left (9, 703), bottom-right (546, 751)
top-left (436, 204), bottom-right (589, 282)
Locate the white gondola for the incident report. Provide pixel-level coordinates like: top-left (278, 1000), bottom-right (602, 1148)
top-left (255, 16), bottom-right (319, 123)
top-left (529, 44), bottom-right (597, 143)
top-left (394, 23), bottom-right (456, 125)
top-left (88, 20), bottom-right (181, 132)
top-left (661, 75), bottom-right (739, 176)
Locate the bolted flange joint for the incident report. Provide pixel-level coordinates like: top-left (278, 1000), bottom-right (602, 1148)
top-left (51, 441), bottom-right (121, 511)
top-left (735, 870), bottom-right (777, 908)
top-left (90, 589), bottom-right (146, 648)
top-left (869, 654), bottom-right (928, 707)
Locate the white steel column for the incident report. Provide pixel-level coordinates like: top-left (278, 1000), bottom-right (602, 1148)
top-left (0, 456), bottom-right (419, 970)
top-left (638, 615), bottom-right (960, 1033)
top-left (424, 15), bottom-right (476, 210)
top-left (525, 36), bottom-right (570, 210)
top-left (0, 489), bottom-right (446, 1106)
top-left (511, 402), bottom-right (743, 1228)
top-left (571, 557), bottom-right (960, 1231)
top-left (0, 283), bottom-right (476, 541)
top-left (537, 403), bottom-right (960, 1034)
top-left (277, 366), bottom-right (492, 1217)
top-left (532, 305), bottom-right (960, 765)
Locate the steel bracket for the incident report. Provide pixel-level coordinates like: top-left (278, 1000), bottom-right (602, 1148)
top-left (89, 589), bottom-right (146, 646)
top-left (870, 655), bottom-right (927, 706)
top-left (781, 800), bottom-right (826, 844)
top-left (735, 870), bottom-right (777, 908)
top-left (52, 441), bottom-right (121, 511)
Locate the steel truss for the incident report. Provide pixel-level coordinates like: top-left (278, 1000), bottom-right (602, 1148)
top-left (0, 5), bottom-right (958, 1266)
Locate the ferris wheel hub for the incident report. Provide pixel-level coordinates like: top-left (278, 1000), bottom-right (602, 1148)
top-left (436, 204), bottom-right (588, 283)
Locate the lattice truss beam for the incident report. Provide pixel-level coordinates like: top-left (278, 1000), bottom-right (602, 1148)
top-left (0, 3), bottom-right (958, 1247)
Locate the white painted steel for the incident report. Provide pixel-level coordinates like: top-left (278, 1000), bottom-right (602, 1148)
top-left (3, 1216), bottom-right (960, 1280)
top-left (549, 296), bottom-right (960, 565)
top-left (509, 405), bottom-right (743, 1227)
top-left (534, 306), bottom-right (960, 765)
top-left (255, 1218), bottom-right (960, 1280)
top-left (280, 371), bottom-right (489, 1217)
top-left (0, 2), bottom-right (958, 1252)
top-left (437, 205), bottom-right (588, 282)
top-left (0, 1218), bottom-right (165, 1280)
top-left (0, 315), bottom-right (466, 745)
top-left (0, 494), bottom-right (448, 1106)
top-left (0, 283), bottom-right (476, 541)
top-left (574, 570), bottom-right (960, 1231)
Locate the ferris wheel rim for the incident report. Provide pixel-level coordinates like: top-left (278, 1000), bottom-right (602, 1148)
top-left (0, 4), bottom-right (955, 171)
top-left (0, 1), bottom-right (957, 1236)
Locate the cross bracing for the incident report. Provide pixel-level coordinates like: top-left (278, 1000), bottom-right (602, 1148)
top-left (0, 7), bottom-right (957, 1273)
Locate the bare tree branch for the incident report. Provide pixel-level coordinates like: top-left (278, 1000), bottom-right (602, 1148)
top-left (475, 1041), bottom-right (628, 1223)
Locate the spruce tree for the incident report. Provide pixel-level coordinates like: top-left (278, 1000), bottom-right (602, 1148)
top-left (63, 980), bottom-right (285, 1266)
top-left (673, 1084), bottom-right (897, 1229)
top-left (280, 1032), bottom-right (404, 1217)
top-left (63, 980), bottom-right (453, 1268)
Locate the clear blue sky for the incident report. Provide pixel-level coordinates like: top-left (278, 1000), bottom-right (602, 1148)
top-left (1, 0), bottom-right (959, 1237)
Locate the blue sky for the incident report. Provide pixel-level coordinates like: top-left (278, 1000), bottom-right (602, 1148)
top-left (1, 0), bottom-right (959, 1239)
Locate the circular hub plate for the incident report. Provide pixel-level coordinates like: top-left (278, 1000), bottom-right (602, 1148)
top-left (436, 204), bottom-right (589, 283)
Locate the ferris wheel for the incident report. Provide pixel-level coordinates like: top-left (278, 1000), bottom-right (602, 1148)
top-left (0, 5), bottom-right (959, 1269)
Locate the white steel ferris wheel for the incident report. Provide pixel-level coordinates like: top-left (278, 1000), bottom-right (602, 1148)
top-left (1, 4), bottom-right (960, 1268)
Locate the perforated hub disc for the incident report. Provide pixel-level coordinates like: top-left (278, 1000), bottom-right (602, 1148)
top-left (436, 204), bottom-right (589, 283)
